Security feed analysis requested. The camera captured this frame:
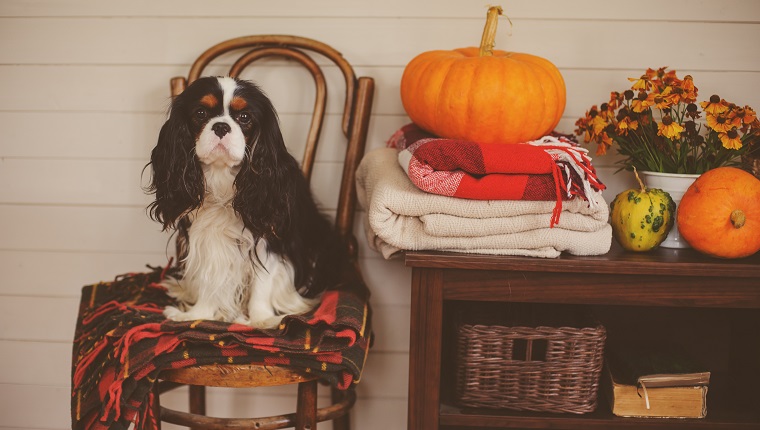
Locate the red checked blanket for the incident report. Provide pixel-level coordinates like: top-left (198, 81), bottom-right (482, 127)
top-left (71, 264), bottom-right (371, 430)
top-left (388, 124), bottom-right (605, 226)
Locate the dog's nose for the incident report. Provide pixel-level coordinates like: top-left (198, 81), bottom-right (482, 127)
top-left (212, 122), bottom-right (231, 138)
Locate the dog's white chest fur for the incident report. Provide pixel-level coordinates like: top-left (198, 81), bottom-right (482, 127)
top-left (162, 165), bottom-right (317, 328)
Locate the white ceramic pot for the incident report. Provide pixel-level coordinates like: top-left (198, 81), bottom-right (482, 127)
top-left (639, 171), bottom-right (700, 249)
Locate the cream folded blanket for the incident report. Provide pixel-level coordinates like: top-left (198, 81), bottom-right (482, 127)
top-left (356, 148), bottom-right (612, 259)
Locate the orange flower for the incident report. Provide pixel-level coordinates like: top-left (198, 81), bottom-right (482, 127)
top-left (595, 132), bottom-right (613, 155)
top-left (719, 130), bottom-right (742, 150)
top-left (701, 95), bottom-right (729, 115)
top-left (741, 106), bottom-right (758, 124)
top-left (707, 114), bottom-right (733, 133)
top-left (616, 116), bottom-right (639, 136)
top-left (679, 75), bottom-right (698, 104)
top-left (653, 90), bottom-right (673, 110)
top-left (576, 67), bottom-right (756, 174)
top-left (659, 68), bottom-right (679, 86)
top-left (631, 92), bottom-right (654, 113)
top-left (607, 92), bottom-right (623, 110)
top-left (658, 115), bottom-right (684, 140)
top-left (727, 108), bottom-right (744, 128)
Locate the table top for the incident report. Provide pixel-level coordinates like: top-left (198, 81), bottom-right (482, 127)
top-left (405, 243), bottom-right (760, 278)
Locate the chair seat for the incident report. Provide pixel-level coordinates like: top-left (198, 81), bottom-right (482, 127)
top-left (161, 364), bottom-right (317, 388)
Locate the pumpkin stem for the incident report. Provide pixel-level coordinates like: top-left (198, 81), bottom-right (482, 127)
top-left (479, 6), bottom-right (503, 57)
top-left (730, 209), bottom-right (746, 229)
top-left (632, 166), bottom-right (647, 192)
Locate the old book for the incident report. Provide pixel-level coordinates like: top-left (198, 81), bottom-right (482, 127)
top-left (605, 364), bottom-right (709, 418)
top-left (604, 341), bottom-right (711, 419)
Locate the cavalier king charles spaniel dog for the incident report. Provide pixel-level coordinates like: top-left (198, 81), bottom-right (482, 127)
top-left (146, 76), bottom-right (343, 329)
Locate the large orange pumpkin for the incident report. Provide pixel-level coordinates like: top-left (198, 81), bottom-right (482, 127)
top-left (677, 167), bottom-right (760, 259)
top-left (400, 6), bottom-right (566, 145)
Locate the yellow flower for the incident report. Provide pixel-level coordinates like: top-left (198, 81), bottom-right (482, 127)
top-left (631, 92), bottom-right (654, 113)
top-left (707, 114), bottom-right (733, 133)
top-left (701, 95), bottom-right (729, 115)
top-left (629, 75), bottom-right (651, 91)
top-left (657, 115), bottom-right (684, 140)
top-left (719, 130), bottom-right (742, 149)
top-left (576, 67), bottom-right (758, 173)
top-left (590, 113), bottom-right (608, 135)
top-left (654, 93), bottom-right (673, 110)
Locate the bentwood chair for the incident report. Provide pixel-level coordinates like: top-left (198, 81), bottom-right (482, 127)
top-left (151, 35), bottom-right (374, 430)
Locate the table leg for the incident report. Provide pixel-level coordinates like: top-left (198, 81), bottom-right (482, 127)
top-left (408, 268), bottom-right (444, 430)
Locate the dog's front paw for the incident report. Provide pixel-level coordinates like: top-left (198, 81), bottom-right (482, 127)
top-left (163, 305), bottom-right (214, 322)
top-left (247, 314), bottom-right (285, 330)
top-left (162, 278), bottom-right (196, 303)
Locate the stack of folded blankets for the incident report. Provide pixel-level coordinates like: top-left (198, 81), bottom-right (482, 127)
top-left (356, 123), bottom-right (612, 259)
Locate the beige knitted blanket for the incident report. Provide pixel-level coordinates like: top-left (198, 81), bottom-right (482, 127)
top-left (356, 148), bottom-right (612, 259)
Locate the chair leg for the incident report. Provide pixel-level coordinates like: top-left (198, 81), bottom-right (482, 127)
top-left (189, 385), bottom-right (205, 430)
top-left (296, 380), bottom-right (318, 430)
top-left (331, 386), bottom-right (351, 430)
top-left (150, 383), bottom-right (162, 430)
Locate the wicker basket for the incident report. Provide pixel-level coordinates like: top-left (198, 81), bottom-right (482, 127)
top-left (455, 313), bottom-right (606, 414)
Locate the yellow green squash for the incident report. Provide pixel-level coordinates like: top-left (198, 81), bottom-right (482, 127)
top-left (609, 169), bottom-right (676, 251)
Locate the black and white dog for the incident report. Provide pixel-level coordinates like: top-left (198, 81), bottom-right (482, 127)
top-left (146, 76), bottom-right (342, 329)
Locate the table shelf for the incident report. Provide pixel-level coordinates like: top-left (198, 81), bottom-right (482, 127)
top-left (405, 244), bottom-right (760, 430)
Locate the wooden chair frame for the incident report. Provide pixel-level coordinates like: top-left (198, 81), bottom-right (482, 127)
top-left (152, 35), bottom-right (374, 430)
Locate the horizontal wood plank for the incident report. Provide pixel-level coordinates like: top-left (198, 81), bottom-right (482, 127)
top-left (1, 18), bottom-right (759, 71)
top-left (0, 298), bottom-right (80, 342)
top-left (0, 204), bottom-right (173, 252)
top-left (0, 249), bottom-right (169, 296)
top-left (1, 65), bottom-right (757, 122)
top-left (0, 341), bottom-right (72, 386)
top-left (0, 384), bottom-right (71, 429)
top-left (2, 0), bottom-right (756, 21)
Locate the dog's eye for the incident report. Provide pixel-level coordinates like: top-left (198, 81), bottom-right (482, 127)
top-left (237, 112), bottom-right (252, 125)
top-left (194, 107), bottom-right (208, 120)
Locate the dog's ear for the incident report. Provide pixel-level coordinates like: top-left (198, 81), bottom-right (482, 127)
top-left (145, 102), bottom-right (204, 231)
top-left (232, 94), bottom-right (304, 241)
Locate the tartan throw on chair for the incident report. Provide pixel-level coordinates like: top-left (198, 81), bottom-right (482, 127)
top-left (71, 263), bottom-right (372, 430)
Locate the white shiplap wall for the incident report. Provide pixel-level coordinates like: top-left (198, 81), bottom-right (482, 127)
top-left (1, 1), bottom-right (758, 429)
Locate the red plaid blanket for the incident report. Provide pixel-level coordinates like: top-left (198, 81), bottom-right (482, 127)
top-left (71, 264), bottom-right (371, 430)
top-left (388, 124), bottom-right (605, 226)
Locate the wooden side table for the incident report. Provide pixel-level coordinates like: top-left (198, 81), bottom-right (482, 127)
top-left (405, 244), bottom-right (760, 429)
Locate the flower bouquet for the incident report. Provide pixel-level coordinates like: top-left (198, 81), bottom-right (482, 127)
top-left (575, 67), bottom-right (759, 174)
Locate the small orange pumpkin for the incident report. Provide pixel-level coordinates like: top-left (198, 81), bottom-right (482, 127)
top-left (677, 167), bottom-right (760, 259)
top-left (400, 6), bottom-right (566, 145)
